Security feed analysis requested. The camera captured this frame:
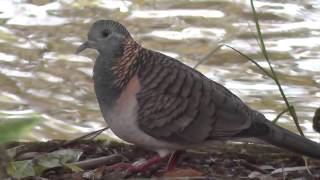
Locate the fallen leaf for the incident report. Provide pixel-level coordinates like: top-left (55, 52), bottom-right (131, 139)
top-left (7, 149), bottom-right (83, 179)
top-left (163, 168), bottom-right (203, 177)
top-left (7, 160), bottom-right (35, 179)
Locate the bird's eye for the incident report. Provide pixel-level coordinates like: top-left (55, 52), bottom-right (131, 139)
top-left (102, 30), bottom-right (110, 38)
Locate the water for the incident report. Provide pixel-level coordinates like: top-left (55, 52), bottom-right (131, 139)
top-left (0, 0), bottom-right (319, 141)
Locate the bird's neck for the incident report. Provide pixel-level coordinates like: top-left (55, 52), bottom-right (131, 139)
top-left (93, 37), bottom-right (142, 117)
top-left (110, 37), bottom-right (142, 89)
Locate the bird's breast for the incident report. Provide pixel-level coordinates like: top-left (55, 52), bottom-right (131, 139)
top-left (108, 75), bottom-right (140, 142)
top-left (106, 75), bottom-right (183, 153)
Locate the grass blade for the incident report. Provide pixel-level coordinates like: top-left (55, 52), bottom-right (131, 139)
top-left (250, 0), bottom-right (304, 136)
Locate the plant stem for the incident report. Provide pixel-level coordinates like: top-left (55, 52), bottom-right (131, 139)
top-left (250, 0), bottom-right (304, 136)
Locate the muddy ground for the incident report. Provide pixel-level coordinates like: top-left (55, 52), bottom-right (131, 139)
top-left (4, 139), bottom-right (320, 179)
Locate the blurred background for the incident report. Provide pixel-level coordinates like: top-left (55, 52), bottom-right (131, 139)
top-left (0, 0), bottom-right (319, 141)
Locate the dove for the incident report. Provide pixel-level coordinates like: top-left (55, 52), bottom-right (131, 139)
top-left (76, 20), bottom-right (320, 173)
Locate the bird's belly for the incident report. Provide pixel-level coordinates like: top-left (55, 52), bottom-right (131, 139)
top-left (106, 75), bottom-right (183, 156)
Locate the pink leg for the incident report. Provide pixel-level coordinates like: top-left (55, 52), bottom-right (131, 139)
top-left (166, 150), bottom-right (184, 171)
top-left (107, 155), bottom-right (168, 174)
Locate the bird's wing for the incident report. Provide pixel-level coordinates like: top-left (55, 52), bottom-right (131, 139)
top-left (136, 50), bottom-right (252, 144)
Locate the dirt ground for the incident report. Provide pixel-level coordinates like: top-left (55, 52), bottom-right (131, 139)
top-left (4, 139), bottom-right (320, 179)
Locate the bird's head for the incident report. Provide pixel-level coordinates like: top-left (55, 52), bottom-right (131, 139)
top-left (76, 20), bottom-right (130, 55)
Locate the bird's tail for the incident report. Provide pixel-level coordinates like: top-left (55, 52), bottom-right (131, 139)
top-left (242, 116), bottom-right (320, 159)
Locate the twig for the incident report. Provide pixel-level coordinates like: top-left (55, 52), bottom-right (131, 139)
top-left (62, 127), bottom-right (109, 147)
top-left (0, 146), bottom-right (9, 179)
top-left (303, 156), bottom-right (313, 175)
top-left (239, 159), bottom-right (269, 174)
top-left (70, 153), bottom-right (124, 170)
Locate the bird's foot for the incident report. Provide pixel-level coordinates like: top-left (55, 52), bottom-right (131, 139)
top-left (107, 155), bottom-right (166, 175)
top-left (105, 151), bottom-right (184, 176)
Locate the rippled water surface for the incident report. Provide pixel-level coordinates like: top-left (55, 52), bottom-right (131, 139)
top-left (0, 0), bottom-right (319, 141)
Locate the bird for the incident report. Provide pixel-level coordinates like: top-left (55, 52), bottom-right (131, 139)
top-left (76, 19), bottom-right (320, 173)
top-left (313, 108), bottom-right (320, 133)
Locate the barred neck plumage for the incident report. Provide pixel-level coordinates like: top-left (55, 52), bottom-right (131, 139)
top-left (111, 36), bottom-right (143, 89)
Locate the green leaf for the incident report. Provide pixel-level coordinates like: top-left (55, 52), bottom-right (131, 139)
top-left (35, 149), bottom-right (83, 174)
top-left (0, 118), bottom-right (39, 144)
top-left (7, 149), bottom-right (83, 179)
top-left (64, 163), bottom-right (83, 172)
top-left (46, 149), bottom-right (83, 164)
top-left (7, 160), bottom-right (35, 179)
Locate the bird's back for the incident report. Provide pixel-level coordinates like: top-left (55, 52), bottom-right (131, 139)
top-left (135, 48), bottom-right (255, 145)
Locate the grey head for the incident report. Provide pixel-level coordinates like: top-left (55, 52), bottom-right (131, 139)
top-left (76, 20), bottom-right (130, 55)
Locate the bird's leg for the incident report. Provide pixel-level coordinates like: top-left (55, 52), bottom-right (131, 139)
top-left (107, 155), bottom-right (168, 174)
top-left (106, 151), bottom-right (184, 174)
top-left (165, 150), bottom-right (184, 171)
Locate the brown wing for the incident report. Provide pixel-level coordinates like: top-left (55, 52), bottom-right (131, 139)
top-left (136, 50), bottom-right (252, 145)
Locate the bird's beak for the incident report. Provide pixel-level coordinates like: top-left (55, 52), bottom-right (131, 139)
top-left (76, 41), bottom-right (96, 54)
